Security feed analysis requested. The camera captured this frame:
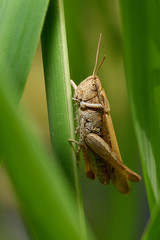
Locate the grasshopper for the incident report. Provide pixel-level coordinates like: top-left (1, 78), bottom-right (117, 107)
top-left (69, 34), bottom-right (141, 194)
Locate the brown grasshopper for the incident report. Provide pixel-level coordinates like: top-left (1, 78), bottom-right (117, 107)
top-left (69, 34), bottom-right (141, 194)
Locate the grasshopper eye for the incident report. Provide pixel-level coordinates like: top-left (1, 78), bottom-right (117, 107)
top-left (91, 84), bottom-right (97, 91)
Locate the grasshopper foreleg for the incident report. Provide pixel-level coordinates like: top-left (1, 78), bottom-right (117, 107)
top-left (70, 80), bottom-right (77, 90)
top-left (80, 101), bottom-right (103, 109)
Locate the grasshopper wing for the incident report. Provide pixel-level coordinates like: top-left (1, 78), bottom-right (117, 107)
top-left (99, 88), bottom-right (141, 193)
top-left (102, 112), bottom-right (130, 193)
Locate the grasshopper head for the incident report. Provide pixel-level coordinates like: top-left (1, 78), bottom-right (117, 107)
top-left (74, 76), bottom-right (99, 102)
top-left (74, 34), bottom-right (105, 103)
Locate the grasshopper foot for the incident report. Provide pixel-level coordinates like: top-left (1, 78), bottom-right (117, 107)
top-left (68, 139), bottom-right (79, 145)
top-left (69, 139), bottom-right (82, 164)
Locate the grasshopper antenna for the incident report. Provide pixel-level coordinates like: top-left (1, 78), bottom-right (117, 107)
top-left (92, 33), bottom-right (102, 76)
top-left (94, 55), bottom-right (106, 76)
top-left (92, 33), bottom-right (106, 77)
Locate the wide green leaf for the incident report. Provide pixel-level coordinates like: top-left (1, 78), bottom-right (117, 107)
top-left (142, 205), bottom-right (160, 240)
top-left (0, 0), bottom-right (49, 100)
top-left (120, 0), bottom-right (160, 238)
top-left (0, 0), bottom-right (49, 167)
top-left (0, 72), bottom-right (86, 239)
top-left (0, 0), bottom-right (89, 238)
top-left (120, 0), bottom-right (160, 211)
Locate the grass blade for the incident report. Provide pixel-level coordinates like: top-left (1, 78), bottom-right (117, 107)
top-left (0, 0), bottom-right (49, 100)
top-left (120, 0), bottom-right (160, 211)
top-left (142, 205), bottom-right (160, 240)
top-left (0, 71), bottom-right (86, 239)
top-left (0, 0), bottom-right (49, 166)
top-left (41, 0), bottom-right (88, 238)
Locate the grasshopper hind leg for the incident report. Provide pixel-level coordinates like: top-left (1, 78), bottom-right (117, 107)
top-left (85, 133), bottom-right (141, 194)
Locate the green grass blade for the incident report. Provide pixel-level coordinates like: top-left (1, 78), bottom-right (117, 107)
top-left (119, 0), bottom-right (160, 211)
top-left (41, 0), bottom-right (88, 239)
top-left (142, 205), bottom-right (160, 240)
top-left (0, 72), bottom-right (86, 240)
top-left (0, 0), bottom-right (49, 166)
top-left (0, 0), bottom-right (49, 100)
top-left (42, 0), bottom-right (76, 184)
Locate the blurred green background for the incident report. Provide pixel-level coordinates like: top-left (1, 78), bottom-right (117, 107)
top-left (0, 0), bottom-right (150, 239)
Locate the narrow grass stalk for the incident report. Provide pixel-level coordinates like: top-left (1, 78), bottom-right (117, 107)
top-left (41, 0), bottom-right (88, 238)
